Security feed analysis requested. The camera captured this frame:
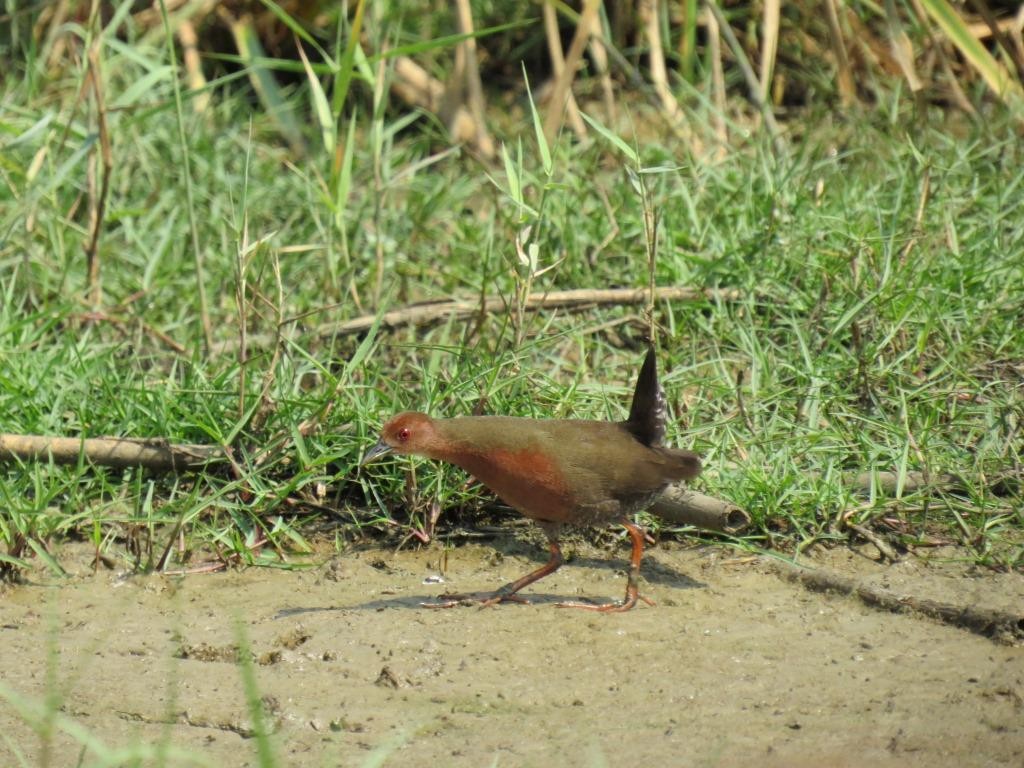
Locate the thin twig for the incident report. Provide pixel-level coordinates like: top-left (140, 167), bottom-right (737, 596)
top-left (845, 521), bottom-right (900, 562)
top-left (372, 53), bottom-right (387, 308)
top-left (73, 310), bottom-right (187, 354)
top-left (639, 174), bottom-right (658, 344)
top-left (734, 368), bottom-right (755, 434)
top-left (898, 167), bottom-right (931, 267)
top-left (159, 0), bottom-right (213, 353)
top-left (249, 248), bottom-right (286, 434)
top-left (84, 41), bottom-right (111, 310)
top-left (235, 214), bottom-right (249, 421)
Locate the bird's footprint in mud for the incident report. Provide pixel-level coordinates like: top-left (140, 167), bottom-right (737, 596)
top-left (173, 624), bottom-right (312, 666)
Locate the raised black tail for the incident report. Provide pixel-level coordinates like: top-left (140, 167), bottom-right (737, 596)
top-left (624, 346), bottom-right (667, 447)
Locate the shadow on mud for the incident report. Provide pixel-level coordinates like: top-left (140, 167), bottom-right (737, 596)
top-left (275, 554), bottom-right (706, 616)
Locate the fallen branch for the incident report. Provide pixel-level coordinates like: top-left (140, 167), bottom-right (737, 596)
top-left (0, 434), bottom-right (222, 471)
top-left (207, 286), bottom-right (742, 354)
top-left (769, 558), bottom-right (1024, 645)
top-left (844, 520), bottom-right (899, 562)
top-left (844, 469), bottom-right (1021, 501)
top-left (651, 485), bottom-right (750, 533)
top-left (317, 286), bottom-right (742, 338)
top-left (794, 468), bottom-right (1018, 496)
top-left (845, 470), bottom-right (961, 494)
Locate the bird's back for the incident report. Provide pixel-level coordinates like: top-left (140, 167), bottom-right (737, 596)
top-left (435, 416), bottom-right (699, 526)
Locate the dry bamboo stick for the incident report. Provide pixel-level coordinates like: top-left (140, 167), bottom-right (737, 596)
top-left (211, 286), bottom-right (740, 353)
top-left (705, 6), bottom-right (728, 158)
top-left (706, 0), bottom-right (785, 156)
top-left (391, 56), bottom-right (492, 157)
top-left (758, 0), bottom-right (781, 104)
top-left (639, 0), bottom-right (684, 123)
top-left (840, 469), bottom-right (1018, 496)
top-left (0, 435), bottom-right (222, 470)
top-left (453, 0), bottom-right (494, 157)
top-left (651, 485), bottom-right (750, 533)
top-left (542, 1), bottom-right (588, 140)
top-left (543, 0), bottom-right (600, 146)
top-left (823, 0), bottom-right (856, 106)
top-left (585, 7), bottom-right (617, 124)
top-left (316, 286), bottom-right (741, 339)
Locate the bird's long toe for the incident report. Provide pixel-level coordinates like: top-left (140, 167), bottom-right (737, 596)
top-left (421, 591), bottom-right (532, 609)
top-left (555, 591), bottom-right (655, 612)
top-left (478, 592), bottom-right (531, 608)
top-left (420, 593), bottom-right (477, 609)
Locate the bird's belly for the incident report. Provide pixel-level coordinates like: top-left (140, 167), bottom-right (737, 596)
top-left (452, 448), bottom-right (575, 523)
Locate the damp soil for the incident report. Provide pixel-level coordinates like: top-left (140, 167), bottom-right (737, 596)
top-left (2, 535), bottom-right (1022, 767)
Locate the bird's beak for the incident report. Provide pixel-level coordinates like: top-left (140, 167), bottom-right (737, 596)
top-left (360, 438), bottom-right (393, 466)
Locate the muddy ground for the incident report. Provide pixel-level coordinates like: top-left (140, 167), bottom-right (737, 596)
top-left (1, 535), bottom-right (1022, 768)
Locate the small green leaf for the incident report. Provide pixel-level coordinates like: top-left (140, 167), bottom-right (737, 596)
top-left (919, 0), bottom-right (1023, 104)
top-left (523, 67), bottom-right (552, 176)
top-left (331, 0), bottom-right (367, 116)
top-left (581, 112), bottom-right (639, 165)
top-left (334, 114), bottom-right (357, 215)
top-left (256, 0), bottom-right (333, 64)
top-left (501, 142), bottom-right (522, 207)
top-left (26, 539), bottom-right (67, 577)
top-left (296, 42), bottom-right (335, 156)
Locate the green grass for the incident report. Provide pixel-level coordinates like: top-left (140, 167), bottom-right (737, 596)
top-left (1, 6), bottom-right (1022, 590)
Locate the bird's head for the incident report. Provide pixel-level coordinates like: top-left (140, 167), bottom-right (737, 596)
top-left (361, 411), bottom-right (439, 465)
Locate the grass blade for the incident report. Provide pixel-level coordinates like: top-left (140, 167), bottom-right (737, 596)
top-left (919, 0), bottom-right (1024, 104)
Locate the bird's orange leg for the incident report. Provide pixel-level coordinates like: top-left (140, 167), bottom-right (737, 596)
top-left (423, 541), bottom-right (564, 609)
top-left (557, 523), bottom-right (655, 612)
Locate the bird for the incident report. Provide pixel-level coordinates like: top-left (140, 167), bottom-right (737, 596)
top-left (361, 347), bottom-right (701, 611)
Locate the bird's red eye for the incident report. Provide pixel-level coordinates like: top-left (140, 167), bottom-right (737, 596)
top-left (397, 427), bottom-right (411, 442)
